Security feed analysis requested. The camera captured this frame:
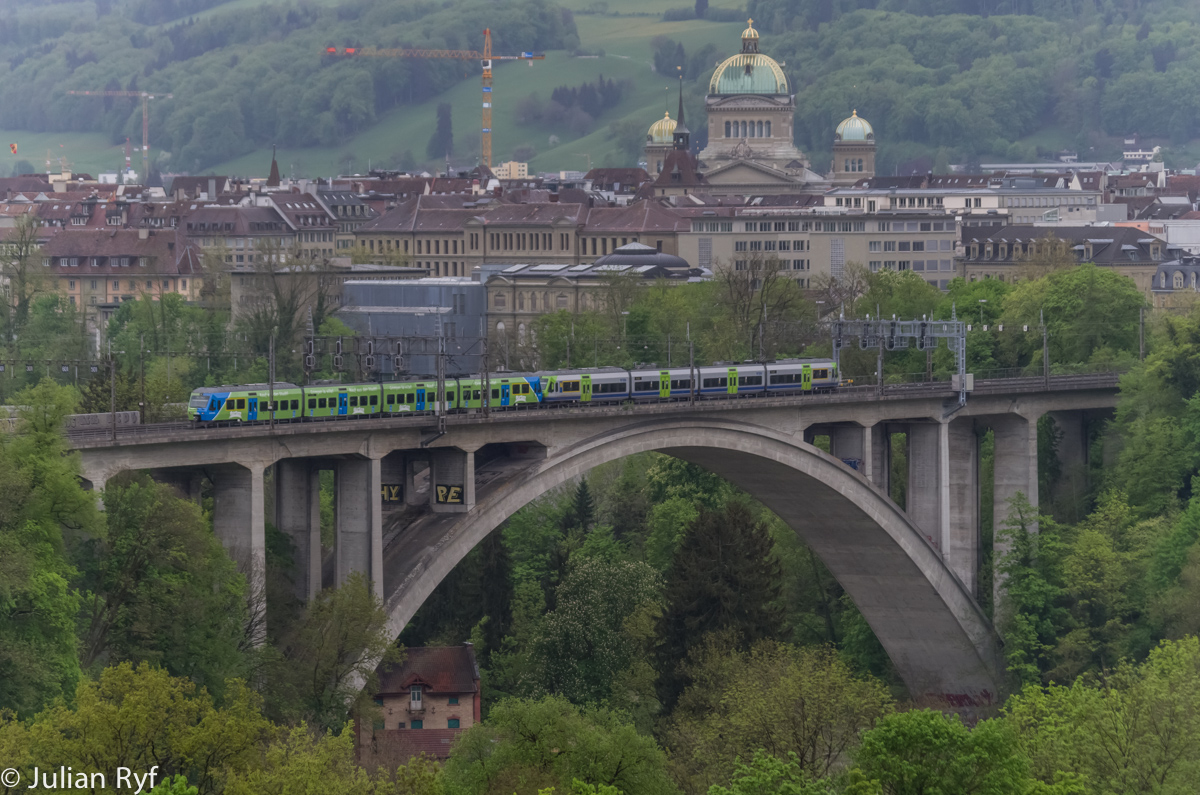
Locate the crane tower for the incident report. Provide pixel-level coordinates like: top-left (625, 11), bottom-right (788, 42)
top-left (327, 29), bottom-right (544, 168)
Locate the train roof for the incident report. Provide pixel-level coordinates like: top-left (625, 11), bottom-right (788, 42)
top-left (193, 383), bottom-right (300, 393)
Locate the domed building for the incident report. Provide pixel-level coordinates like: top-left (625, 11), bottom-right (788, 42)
top-left (645, 111), bottom-right (677, 179)
top-left (829, 110), bottom-right (876, 185)
top-left (696, 20), bottom-right (825, 191)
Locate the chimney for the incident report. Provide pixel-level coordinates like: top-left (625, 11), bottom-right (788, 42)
top-left (208, 178), bottom-right (217, 199)
top-left (138, 227), bottom-right (149, 240)
top-left (549, 192), bottom-right (559, 203)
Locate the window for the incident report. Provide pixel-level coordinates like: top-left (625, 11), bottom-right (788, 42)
top-left (449, 696), bottom-right (460, 705)
top-left (410, 720), bottom-right (423, 730)
top-left (112, 280), bottom-right (120, 289)
top-left (734, 241), bottom-right (748, 252)
top-left (308, 399), bottom-right (316, 409)
top-left (448, 719), bottom-right (460, 729)
top-left (411, 685), bottom-right (422, 704)
top-left (884, 241), bottom-right (896, 252)
top-left (869, 241), bottom-right (881, 252)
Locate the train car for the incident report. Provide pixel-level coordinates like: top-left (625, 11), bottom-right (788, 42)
top-left (630, 367), bottom-right (698, 400)
top-left (695, 364), bottom-right (769, 397)
top-left (189, 383), bottom-right (303, 422)
top-left (764, 358), bottom-right (839, 394)
top-left (542, 368), bottom-right (629, 403)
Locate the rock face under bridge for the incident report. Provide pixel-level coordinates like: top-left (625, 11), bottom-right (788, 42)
top-left (71, 374), bottom-right (1120, 711)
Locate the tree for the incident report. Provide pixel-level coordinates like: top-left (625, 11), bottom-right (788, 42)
top-left (665, 640), bottom-right (892, 794)
top-left (713, 253), bottom-right (813, 361)
top-left (479, 529), bottom-right (514, 663)
top-left (0, 214), bottom-right (46, 345)
top-left (1006, 637), bottom-right (1200, 794)
top-left (853, 711), bottom-right (1032, 795)
top-left (707, 751), bottom-right (841, 795)
top-left (655, 499), bottom-right (784, 709)
top-left (0, 380), bottom-right (95, 716)
top-left (570, 479), bottom-right (596, 532)
top-left (525, 558), bottom-right (662, 704)
top-left (223, 723), bottom-right (378, 795)
top-left (441, 696), bottom-right (677, 795)
top-left (76, 475), bottom-right (250, 691)
top-left (427, 102), bottom-right (453, 160)
top-left (266, 573), bottom-right (400, 731)
top-left (24, 662), bottom-right (271, 795)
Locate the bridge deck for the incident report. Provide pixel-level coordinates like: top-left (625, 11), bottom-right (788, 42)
top-left (64, 372), bottom-right (1120, 449)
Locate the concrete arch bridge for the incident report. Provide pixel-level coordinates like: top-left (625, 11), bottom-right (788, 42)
top-left (72, 374), bottom-right (1119, 710)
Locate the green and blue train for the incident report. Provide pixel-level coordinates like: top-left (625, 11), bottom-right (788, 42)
top-left (187, 359), bottom-right (839, 423)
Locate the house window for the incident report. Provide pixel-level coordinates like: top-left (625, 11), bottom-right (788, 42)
top-left (410, 720), bottom-right (423, 729)
top-left (448, 696), bottom-right (460, 705)
top-left (448, 719), bottom-right (460, 729)
top-left (411, 685), bottom-right (422, 705)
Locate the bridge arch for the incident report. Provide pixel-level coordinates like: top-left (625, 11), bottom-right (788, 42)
top-left (385, 416), bottom-right (1005, 708)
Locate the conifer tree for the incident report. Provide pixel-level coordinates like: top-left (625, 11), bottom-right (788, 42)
top-left (479, 529), bottom-right (513, 661)
top-left (426, 102), bottom-right (453, 160)
top-left (655, 499), bottom-right (784, 710)
top-left (572, 478), bottom-right (596, 532)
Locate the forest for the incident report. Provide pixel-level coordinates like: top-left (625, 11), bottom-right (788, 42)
top-left (7, 0), bottom-right (1200, 174)
top-left (5, 240), bottom-right (1200, 792)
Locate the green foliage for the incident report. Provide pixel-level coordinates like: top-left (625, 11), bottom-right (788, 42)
top-left (0, 379), bottom-right (94, 716)
top-left (23, 662), bottom-right (270, 795)
top-left (77, 474), bottom-right (249, 692)
top-left (707, 751), bottom-right (836, 795)
top-left (526, 557), bottom-right (662, 704)
top-left (442, 696), bottom-right (677, 795)
top-left (656, 499), bottom-right (784, 708)
top-left (1006, 636), bottom-right (1200, 795)
top-left (666, 639), bottom-right (892, 793)
top-left (150, 775), bottom-right (199, 795)
top-left (853, 710), bottom-right (1030, 795)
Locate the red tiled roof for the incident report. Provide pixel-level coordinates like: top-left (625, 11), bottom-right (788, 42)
top-left (376, 645), bottom-right (479, 696)
top-left (40, 228), bottom-right (201, 275)
top-left (369, 729), bottom-right (462, 763)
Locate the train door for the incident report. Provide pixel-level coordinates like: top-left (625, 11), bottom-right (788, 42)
top-left (801, 365), bottom-right (813, 391)
top-left (416, 387), bottom-right (426, 411)
top-left (727, 367), bottom-right (738, 395)
top-left (337, 392), bottom-right (348, 416)
top-left (500, 382), bottom-right (511, 406)
top-left (248, 397), bottom-right (258, 421)
top-left (581, 374), bottom-right (592, 403)
top-left (659, 371), bottom-right (670, 399)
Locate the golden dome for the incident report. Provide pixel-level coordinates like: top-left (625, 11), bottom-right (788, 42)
top-left (835, 110), bottom-right (875, 142)
top-left (709, 53), bottom-right (788, 94)
top-left (742, 18), bottom-right (759, 39)
top-left (647, 111), bottom-right (677, 144)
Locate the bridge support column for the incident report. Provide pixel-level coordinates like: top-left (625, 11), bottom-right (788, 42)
top-left (864, 423), bottom-right (889, 491)
top-left (275, 459), bottom-right (321, 602)
top-left (430, 448), bottom-right (475, 514)
top-left (210, 462), bottom-right (267, 643)
top-left (829, 424), bottom-right (864, 467)
top-left (991, 413), bottom-right (1040, 606)
top-left (946, 419), bottom-right (980, 594)
top-left (335, 455), bottom-right (384, 598)
top-left (906, 423), bottom-right (942, 552)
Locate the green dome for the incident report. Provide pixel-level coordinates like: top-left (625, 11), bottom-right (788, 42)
top-left (835, 110), bottom-right (874, 142)
top-left (709, 53), bottom-right (788, 95)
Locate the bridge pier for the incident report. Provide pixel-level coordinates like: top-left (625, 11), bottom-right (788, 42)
top-left (276, 458), bottom-right (322, 602)
top-left (906, 422), bottom-right (942, 552)
top-left (209, 462), bottom-right (267, 642)
top-left (946, 419), bottom-right (980, 594)
top-left (430, 448), bottom-right (475, 513)
top-left (335, 455), bottom-right (385, 598)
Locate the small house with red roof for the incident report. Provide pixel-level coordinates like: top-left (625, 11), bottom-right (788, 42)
top-left (360, 644), bottom-right (481, 766)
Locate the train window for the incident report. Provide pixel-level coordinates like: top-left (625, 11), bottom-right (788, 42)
top-left (370, 395), bottom-right (378, 405)
top-left (308, 399), bottom-right (316, 409)
top-left (349, 396), bottom-right (358, 406)
top-left (703, 378), bottom-right (718, 388)
top-left (318, 398), bottom-right (327, 408)
top-left (720, 378), bottom-right (728, 387)
top-left (237, 399), bottom-right (246, 409)
top-left (291, 400), bottom-right (299, 410)
top-left (814, 369), bottom-right (828, 379)
top-left (407, 393), bottom-right (415, 404)
top-left (387, 394), bottom-right (395, 405)
top-left (670, 379), bottom-right (690, 389)
top-left (738, 375), bottom-right (762, 386)
top-left (492, 389), bottom-right (500, 399)
top-left (473, 390), bottom-right (481, 400)
top-left (447, 392), bottom-right (455, 402)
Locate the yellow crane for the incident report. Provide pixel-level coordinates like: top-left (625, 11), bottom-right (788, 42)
top-left (66, 90), bottom-right (174, 183)
top-left (326, 29), bottom-right (544, 168)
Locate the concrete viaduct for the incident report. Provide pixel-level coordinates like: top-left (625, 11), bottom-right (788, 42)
top-left (68, 374), bottom-right (1119, 709)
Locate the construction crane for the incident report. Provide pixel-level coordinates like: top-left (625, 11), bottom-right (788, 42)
top-left (326, 29), bottom-right (544, 168)
top-left (66, 90), bottom-right (174, 184)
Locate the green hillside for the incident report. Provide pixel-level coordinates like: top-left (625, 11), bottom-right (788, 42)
top-left (6, 0), bottom-right (1200, 179)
